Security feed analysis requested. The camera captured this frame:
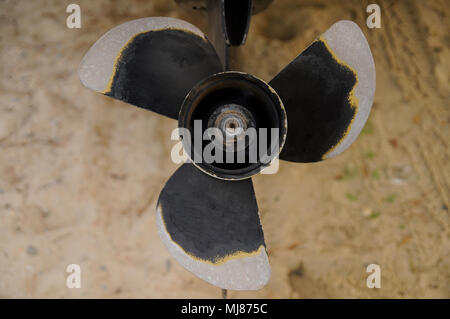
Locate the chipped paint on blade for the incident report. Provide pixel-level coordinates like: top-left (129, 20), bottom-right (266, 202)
top-left (321, 20), bottom-right (376, 159)
top-left (318, 36), bottom-right (359, 160)
top-left (156, 205), bottom-right (271, 290)
top-left (78, 17), bottom-right (206, 93)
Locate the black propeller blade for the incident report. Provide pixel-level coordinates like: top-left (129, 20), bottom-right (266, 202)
top-left (79, 17), bottom-right (222, 119)
top-left (270, 21), bottom-right (376, 162)
top-left (157, 163), bottom-right (269, 290)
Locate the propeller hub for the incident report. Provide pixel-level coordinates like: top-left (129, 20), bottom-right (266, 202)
top-left (207, 103), bottom-right (256, 150)
top-left (179, 71), bottom-right (287, 180)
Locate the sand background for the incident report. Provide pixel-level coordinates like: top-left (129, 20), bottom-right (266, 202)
top-left (0, 0), bottom-right (448, 298)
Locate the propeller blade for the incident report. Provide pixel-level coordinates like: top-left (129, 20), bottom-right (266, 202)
top-left (79, 17), bottom-right (222, 119)
top-left (156, 163), bottom-right (270, 290)
top-left (207, 0), bottom-right (252, 67)
top-left (269, 20), bottom-right (376, 162)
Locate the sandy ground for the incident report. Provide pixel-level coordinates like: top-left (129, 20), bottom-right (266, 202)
top-left (0, 0), bottom-right (448, 298)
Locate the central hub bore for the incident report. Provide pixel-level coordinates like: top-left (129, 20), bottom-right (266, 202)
top-left (179, 72), bottom-right (287, 180)
top-left (207, 103), bottom-right (256, 150)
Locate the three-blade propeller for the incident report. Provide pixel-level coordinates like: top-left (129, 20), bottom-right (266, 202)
top-left (79, 16), bottom-right (375, 290)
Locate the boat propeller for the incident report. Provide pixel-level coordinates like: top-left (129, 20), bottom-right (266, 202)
top-left (79, 0), bottom-right (375, 290)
